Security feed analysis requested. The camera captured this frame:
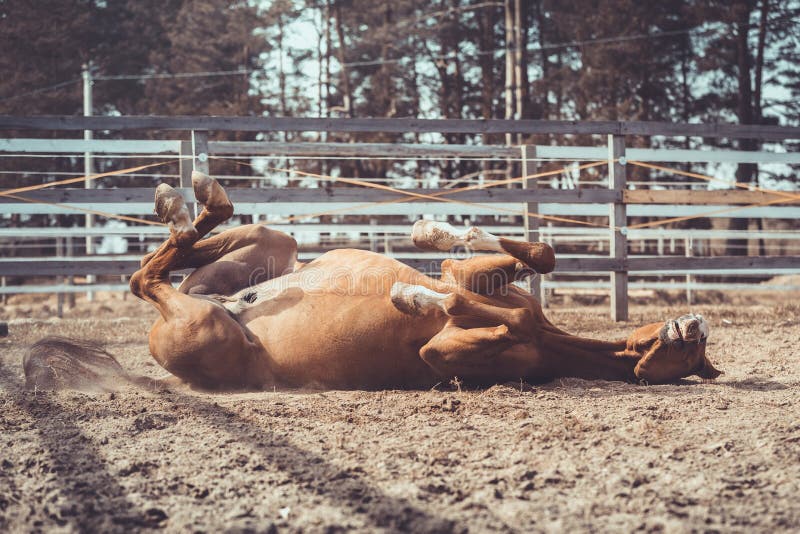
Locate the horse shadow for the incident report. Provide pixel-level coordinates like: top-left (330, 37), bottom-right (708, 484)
top-left (1, 359), bottom-right (458, 532)
top-left (158, 388), bottom-right (459, 532)
top-left (0, 361), bottom-right (163, 531)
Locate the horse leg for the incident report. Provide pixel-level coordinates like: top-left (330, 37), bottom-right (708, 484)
top-left (440, 255), bottom-right (528, 295)
top-left (176, 224), bottom-right (298, 295)
top-left (139, 171), bottom-right (233, 267)
top-left (392, 282), bottom-right (532, 336)
top-left (390, 282), bottom-right (534, 379)
top-left (130, 184), bottom-right (266, 390)
top-left (142, 172), bottom-right (298, 295)
top-left (411, 220), bottom-right (555, 275)
top-left (419, 324), bottom-right (521, 379)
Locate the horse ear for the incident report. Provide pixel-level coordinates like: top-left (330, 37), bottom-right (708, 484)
top-left (697, 355), bottom-right (722, 380)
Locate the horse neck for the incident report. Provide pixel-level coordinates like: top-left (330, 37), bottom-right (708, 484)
top-left (539, 329), bottom-right (639, 381)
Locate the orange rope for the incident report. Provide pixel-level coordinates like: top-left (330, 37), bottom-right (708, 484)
top-left (628, 160), bottom-right (800, 201)
top-left (212, 156), bottom-right (611, 228)
top-left (4, 192), bottom-right (164, 226)
top-left (0, 160), bottom-right (178, 197)
top-left (626, 160), bottom-right (800, 229)
top-left (12, 154), bottom-right (789, 234)
top-left (627, 196), bottom-right (795, 229)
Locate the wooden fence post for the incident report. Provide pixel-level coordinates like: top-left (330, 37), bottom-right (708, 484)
top-left (520, 145), bottom-right (543, 303)
top-left (66, 236), bottom-right (75, 308)
top-left (191, 131), bottom-right (209, 217)
top-left (179, 140), bottom-right (192, 188)
top-left (192, 130), bottom-right (210, 174)
top-left (56, 236), bottom-right (64, 318)
top-left (685, 236), bottom-right (694, 306)
top-left (609, 134), bottom-right (628, 321)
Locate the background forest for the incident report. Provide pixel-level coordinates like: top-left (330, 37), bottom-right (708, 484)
top-left (3, 1), bottom-right (798, 128)
top-left (3, 1), bottom-right (800, 125)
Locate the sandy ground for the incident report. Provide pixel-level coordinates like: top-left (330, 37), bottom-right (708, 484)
top-left (1, 297), bottom-right (799, 533)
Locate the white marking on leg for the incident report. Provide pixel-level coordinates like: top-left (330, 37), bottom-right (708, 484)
top-left (695, 314), bottom-right (709, 339)
top-left (463, 226), bottom-right (504, 252)
top-left (411, 220), bottom-right (503, 252)
top-left (412, 220), bottom-right (464, 250)
top-left (390, 282), bottom-right (451, 315)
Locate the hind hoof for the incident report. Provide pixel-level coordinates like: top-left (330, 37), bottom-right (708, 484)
top-left (192, 171), bottom-right (233, 218)
top-left (411, 220), bottom-right (462, 251)
top-left (155, 184), bottom-right (198, 246)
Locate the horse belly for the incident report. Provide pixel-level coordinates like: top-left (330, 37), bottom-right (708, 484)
top-left (245, 295), bottom-right (441, 389)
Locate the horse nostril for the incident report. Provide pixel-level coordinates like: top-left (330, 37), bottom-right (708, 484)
top-left (683, 319), bottom-right (700, 341)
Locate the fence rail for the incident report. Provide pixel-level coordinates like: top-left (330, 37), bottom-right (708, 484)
top-left (3, 115), bottom-right (800, 140)
top-left (1, 115), bottom-right (799, 320)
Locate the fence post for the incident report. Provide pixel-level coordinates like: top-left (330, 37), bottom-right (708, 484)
top-left (609, 134), bottom-right (628, 321)
top-left (685, 236), bottom-right (693, 306)
top-left (192, 130), bottom-right (210, 174)
top-left (520, 145), bottom-right (543, 303)
top-left (56, 236), bottom-right (64, 318)
top-left (191, 131), bottom-right (209, 217)
top-left (369, 218), bottom-right (378, 252)
top-left (82, 63), bottom-right (95, 302)
top-left (179, 140), bottom-right (193, 188)
top-left (66, 236), bottom-right (75, 308)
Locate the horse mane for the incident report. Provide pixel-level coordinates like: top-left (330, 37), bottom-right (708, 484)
top-left (23, 336), bottom-right (130, 392)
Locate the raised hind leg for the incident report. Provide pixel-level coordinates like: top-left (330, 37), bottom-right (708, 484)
top-left (142, 172), bottom-right (298, 296)
top-left (391, 281), bottom-right (535, 381)
top-left (130, 185), bottom-right (267, 390)
top-left (176, 224), bottom-right (298, 296)
top-left (140, 171), bottom-right (233, 266)
top-left (412, 220), bottom-right (554, 294)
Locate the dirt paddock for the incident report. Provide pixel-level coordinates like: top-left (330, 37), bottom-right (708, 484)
top-left (1, 295), bottom-right (799, 532)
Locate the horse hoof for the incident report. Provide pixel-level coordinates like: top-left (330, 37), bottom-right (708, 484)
top-left (411, 220), bottom-right (504, 252)
top-left (191, 171), bottom-right (233, 218)
top-left (411, 220), bottom-right (463, 251)
top-left (155, 184), bottom-right (198, 245)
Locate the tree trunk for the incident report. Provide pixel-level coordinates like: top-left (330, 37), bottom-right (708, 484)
top-left (534, 1), bottom-right (548, 120)
top-left (753, 0), bottom-right (770, 257)
top-left (504, 0), bottom-right (514, 147)
top-left (277, 15), bottom-right (287, 118)
top-left (727, 1), bottom-right (756, 256)
top-left (753, 0), bottom-right (769, 122)
top-left (334, 2), bottom-right (352, 117)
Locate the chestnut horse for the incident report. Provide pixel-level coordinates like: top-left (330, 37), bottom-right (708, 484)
top-left (125, 172), bottom-right (721, 390)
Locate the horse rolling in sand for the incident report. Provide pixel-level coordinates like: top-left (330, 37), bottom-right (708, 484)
top-left (28, 172), bottom-right (722, 391)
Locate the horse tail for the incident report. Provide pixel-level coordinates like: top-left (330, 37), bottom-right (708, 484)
top-left (23, 336), bottom-right (133, 392)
